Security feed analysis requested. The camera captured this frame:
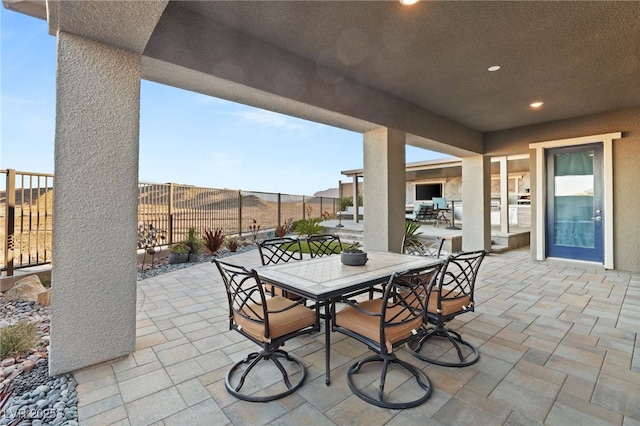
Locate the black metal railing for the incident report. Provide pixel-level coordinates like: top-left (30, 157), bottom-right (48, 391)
top-left (1, 169), bottom-right (339, 276)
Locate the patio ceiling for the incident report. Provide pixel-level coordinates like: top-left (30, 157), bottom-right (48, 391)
top-left (9, 0), bottom-right (640, 155)
top-left (171, 1), bottom-right (640, 134)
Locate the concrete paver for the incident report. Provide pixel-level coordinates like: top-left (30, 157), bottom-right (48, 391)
top-left (75, 247), bottom-right (639, 425)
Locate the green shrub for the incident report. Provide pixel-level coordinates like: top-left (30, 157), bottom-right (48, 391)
top-left (184, 227), bottom-right (206, 254)
top-left (170, 242), bottom-right (189, 255)
top-left (405, 219), bottom-right (422, 240)
top-left (293, 218), bottom-right (324, 237)
top-left (339, 195), bottom-right (363, 211)
top-left (0, 319), bottom-right (38, 359)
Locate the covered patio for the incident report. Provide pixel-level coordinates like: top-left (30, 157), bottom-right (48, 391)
top-left (74, 248), bottom-right (639, 425)
top-left (4, 2), bottom-right (639, 409)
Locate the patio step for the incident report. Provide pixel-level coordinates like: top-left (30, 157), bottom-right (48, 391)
top-left (324, 225), bottom-right (363, 244)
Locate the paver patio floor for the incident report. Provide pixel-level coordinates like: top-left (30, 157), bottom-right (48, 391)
top-left (74, 247), bottom-right (639, 425)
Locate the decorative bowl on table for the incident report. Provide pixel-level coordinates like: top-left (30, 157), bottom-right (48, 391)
top-left (340, 243), bottom-right (368, 266)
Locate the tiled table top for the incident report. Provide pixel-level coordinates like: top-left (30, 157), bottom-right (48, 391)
top-left (256, 251), bottom-right (441, 298)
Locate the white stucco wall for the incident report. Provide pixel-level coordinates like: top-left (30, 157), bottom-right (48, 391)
top-left (363, 128), bottom-right (406, 252)
top-left (461, 156), bottom-right (492, 251)
top-left (50, 32), bottom-right (140, 375)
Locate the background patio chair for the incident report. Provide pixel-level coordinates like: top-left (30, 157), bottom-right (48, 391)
top-left (407, 250), bottom-right (487, 367)
top-left (402, 235), bottom-right (445, 259)
top-left (214, 260), bottom-right (320, 402)
top-left (414, 204), bottom-right (437, 224)
top-left (332, 264), bottom-right (443, 409)
top-left (432, 197), bottom-right (451, 228)
top-left (307, 234), bottom-right (342, 258)
top-left (258, 237), bottom-right (303, 299)
top-left (258, 237), bottom-right (303, 265)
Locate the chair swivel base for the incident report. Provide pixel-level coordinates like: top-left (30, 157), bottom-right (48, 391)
top-left (407, 325), bottom-right (479, 367)
top-left (225, 348), bottom-right (306, 402)
top-left (346, 353), bottom-right (432, 409)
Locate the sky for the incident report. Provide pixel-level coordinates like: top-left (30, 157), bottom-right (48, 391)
top-left (1, 7), bottom-right (444, 196)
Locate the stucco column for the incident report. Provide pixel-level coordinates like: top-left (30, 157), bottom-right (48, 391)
top-left (50, 32), bottom-right (140, 375)
top-left (462, 155), bottom-right (491, 251)
top-left (363, 128), bottom-right (406, 252)
top-left (498, 156), bottom-right (510, 233)
top-left (352, 174), bottom-right (360, 223)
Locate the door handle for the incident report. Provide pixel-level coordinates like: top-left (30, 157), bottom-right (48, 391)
top-left (592, 209), bottom-right (602, 221)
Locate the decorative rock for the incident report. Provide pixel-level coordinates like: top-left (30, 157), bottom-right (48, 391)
top-left (5, 276), bottom-right (47, 302)
top-left (27, 354), bottom-right (42, 363)
top-left (35, 385), bottom-right (51, 394)
top-left (0, 357), bottom-right (15, 367)
top-left (3, 365), bottom-right (17, 375)
top-left (21, 360), bottom-right (35, 372)
top-left (36, 289), bottom-right (51, 306)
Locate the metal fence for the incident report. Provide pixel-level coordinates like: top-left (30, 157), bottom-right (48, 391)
top-left (1, 169), bottom-right (55, 276)
top-left (1, 169), bottom-right (339, 276)
top-left (137, 182), bottom-right (339, 246)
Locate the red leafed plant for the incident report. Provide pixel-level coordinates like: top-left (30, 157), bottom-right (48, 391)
top-left (203, 228), bottom-right (225, 255)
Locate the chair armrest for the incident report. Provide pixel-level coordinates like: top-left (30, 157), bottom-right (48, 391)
top-left (336, 297), bottom-right (383, 317)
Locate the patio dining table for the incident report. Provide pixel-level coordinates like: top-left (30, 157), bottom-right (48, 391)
top-left (255, 251), bottom-right (442, 385)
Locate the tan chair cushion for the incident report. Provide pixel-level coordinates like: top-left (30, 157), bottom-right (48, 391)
top-left (234, 296), bottom-right (316, 343)
top-left (335, 299), bottom-right (423, 353)
top-left (427, 290), bottom-right (471, 316)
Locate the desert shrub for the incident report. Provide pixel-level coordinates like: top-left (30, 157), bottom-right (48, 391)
top-left (184, 227), bottom-right (206, 254)
top-left (203, 228), bottom-right (225, 254)
top-left (225, 236), bottom-right (239, 252)
top-left (0, 320), bottom-right (38, 359)
top-left (405, 219), bottom-right (422, 240)
top-left (293, 218), bottom-right (324, 237)
top-left (275, 218), bottom-right (293, 237)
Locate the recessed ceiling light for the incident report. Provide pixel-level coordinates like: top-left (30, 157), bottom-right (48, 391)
top-left (399, 0), bottom-right (420, 5)
top-left (530, 101), bottom-right (544, 108)
top-left (487, 65), bottom-right (501, 72)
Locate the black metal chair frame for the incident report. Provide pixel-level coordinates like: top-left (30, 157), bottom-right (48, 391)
top-left (214, 260), bottom-right (320, 402)
top-left (332, 264), bottom-right (443, 409)
top-left (407, 250), bottom-right (487, 367)
top-left (402, 235), bottom-right (445, 259)
top-left (258, 237), bottom-right (303, 265)
top-left (307, 234), bottom-right (342, 258)
top-left (258, 237), bottom-right (304, 299)
top-left (432, 198), bottom-right (451, 228)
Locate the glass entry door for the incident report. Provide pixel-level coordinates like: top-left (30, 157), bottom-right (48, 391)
top-left (546, 144), bottom-right (603, 262)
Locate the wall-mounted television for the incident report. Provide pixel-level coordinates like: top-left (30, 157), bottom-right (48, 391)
top-left (415, 183), bottom-right (443, 201)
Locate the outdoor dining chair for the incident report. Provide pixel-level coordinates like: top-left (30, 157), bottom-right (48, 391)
top-left (402, 235), bottom-right (446, 259)
top-left (307, 234), bottom-right (342, 258)
top-left (258, 237), bottom-right (303, 299)
top-left (258, 237), bottom-right (303, 265)
top-left (214, 260), bottom-right (320, 402)
top-left (406, 250), bottom-right (487, 367)
top-left (332, 264), bottom-right (443, 409)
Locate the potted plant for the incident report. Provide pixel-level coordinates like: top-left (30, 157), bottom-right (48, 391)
top-left (169, 243), bottom-right (189, 264)
top-left (340, 242), bottom-right (368, 266)
top-left (184, 227), bottom-right (206, 262)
